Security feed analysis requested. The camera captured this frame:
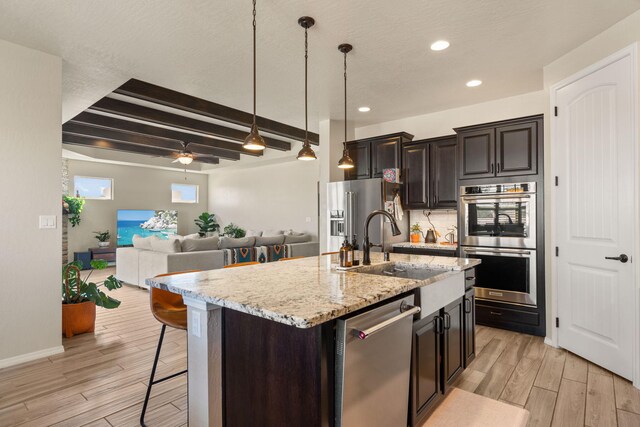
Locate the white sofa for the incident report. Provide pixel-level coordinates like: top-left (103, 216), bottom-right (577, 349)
top-left (116, 236), bottom-right (319, 288)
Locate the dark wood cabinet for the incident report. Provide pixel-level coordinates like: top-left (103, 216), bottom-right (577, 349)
top-left (393, 246), bottom-right (457, 257)
top-left (463, 287), bottom-right (476, 367)
top-left (443, 298), bottom-right (464, 388)
top-left (431, 138), bottom-right (457, 208)
top-left (344, 132), bottom-right (413, 180)
top-left (456, 115), bottom-right (541, 180)
top-left (411, 310), bottom-right (442, 426)
top-left (402, 136), bottom-right (457, 210)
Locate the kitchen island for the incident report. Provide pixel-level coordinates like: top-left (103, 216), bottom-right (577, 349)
top-left (147, 252), bottom-right (479, 426)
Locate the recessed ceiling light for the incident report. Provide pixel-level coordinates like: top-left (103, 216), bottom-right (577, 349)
top-left (358, 106), bottom-right (371, 112)
top-left (430, 40), bottom-right (450, 51)
top-left (466, 80), bottom-right (482, 87)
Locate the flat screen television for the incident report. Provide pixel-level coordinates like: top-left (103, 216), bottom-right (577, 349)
top-left (117, 210), bottom-right (178, 246)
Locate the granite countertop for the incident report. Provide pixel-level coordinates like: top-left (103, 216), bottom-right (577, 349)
top-left (392, 242), bottom-right (458, 251)
top-left (146, 252), bottom-right (479, 329)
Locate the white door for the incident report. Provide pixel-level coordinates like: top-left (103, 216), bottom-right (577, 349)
top-left (555, 50), bottom-right (635, 379)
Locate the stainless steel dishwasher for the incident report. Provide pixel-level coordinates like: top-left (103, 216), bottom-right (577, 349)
top-left (335, 295), bottom-right (420, 427)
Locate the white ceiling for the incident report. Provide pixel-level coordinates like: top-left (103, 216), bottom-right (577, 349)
top-left (1, 0), bottom-right (638, 132)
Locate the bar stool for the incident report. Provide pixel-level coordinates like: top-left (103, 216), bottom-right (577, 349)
top-left (321, 251), bottom-right (339, 256)
top-left (141, 270), bottom-right (199, 427)
top-left (223, 261), bottom-right (260, 268)
top-left (278, 256), bottom-right (305, 261)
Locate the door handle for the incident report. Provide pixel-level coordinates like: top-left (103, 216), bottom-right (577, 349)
top-left (353, 302), bottom-right (421, 340)
top-left (443, 312), bottom-right (451, 330)
top-left (434, 316), bottom-right (444, 335)
top-left (605, 254), bottom-right (629, 263)
top-left (491, 163), bottom-right (494, 174)
top-left (464, 298), bottom-right (472, 314)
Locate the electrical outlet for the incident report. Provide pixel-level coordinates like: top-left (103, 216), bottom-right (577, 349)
top-left (191, 311), bottom-right (201, 338)
top-left (305, 217), bottom-right (312, 223)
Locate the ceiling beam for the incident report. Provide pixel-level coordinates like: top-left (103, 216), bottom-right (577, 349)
top-left (90, 97), bottom-right (291, 151)
top-left (63, 133), bottom-right (219, 164)
top-left (62, 122), bottom-right (240, 161)
top-left (69, 112), bottom-right (261, 157)
top-left (114, 79), bottom-right (319, 145)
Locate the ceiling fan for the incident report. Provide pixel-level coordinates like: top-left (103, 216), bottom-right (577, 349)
top-left (171, 141), bottom-right (216, 165)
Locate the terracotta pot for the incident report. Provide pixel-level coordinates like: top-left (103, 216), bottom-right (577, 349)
top-left (62, 301), bottom-right (96, 338)
top-left (410, 233), bottom-right (421, 243)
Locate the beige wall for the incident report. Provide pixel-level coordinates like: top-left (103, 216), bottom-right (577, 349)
top-left (208, 159), bottom-right (319, 238)
top-left (67, 160), bottom-right (209, 255)
top-left (0, 40), bottom-right (62, 365)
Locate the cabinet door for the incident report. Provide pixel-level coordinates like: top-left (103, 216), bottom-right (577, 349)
top-left (344, 141), bottom-right (371, 180)
top-left (411, 311), bottom-right (442, 426)
top-left (430, 138), bottom-right (457, 209)
top-left (458, 129), bottom-right (495, 179)
top-left (443, 297), bottom-right (464, 390)
top-left (495, 121), bottom-right (538, 177)
top-left (463, 288), bottom-right (476, 367)
top-left (371, 138), bottom-right (400, 178)
top-left (402, 143), bottom-right (429, 209)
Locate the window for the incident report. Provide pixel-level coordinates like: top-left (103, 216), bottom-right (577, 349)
top-left (73, 176), bottom-right (113, 200)
top-left (171, 183), bottom-right (199, 204)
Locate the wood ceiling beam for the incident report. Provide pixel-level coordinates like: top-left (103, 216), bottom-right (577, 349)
top-left (62, 122), bottom-right (240, 161)
top-left (62, 133), bottom-right (219, 164)
top-left (69, 112), bottom-right (261, 157)
top-left (114, 79), bottom-right (319, 145)
top-left (90, 97), bottom-right (291, 151)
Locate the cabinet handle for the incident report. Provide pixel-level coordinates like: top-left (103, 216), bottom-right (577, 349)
top-left (465, 276), bottom-right (475, 281)
top-left (490, 311), bottom-right (502, 316)
top-left (444, 312), bottom-right (451, 330)
top-left (491, 163), bottom-right (494, 174)
top-left (435, 316), bottom-right (444, 335)
top-left (464, 298), bottom-right (472, 314)
top-left (497, 162), bottom-right (501, 173)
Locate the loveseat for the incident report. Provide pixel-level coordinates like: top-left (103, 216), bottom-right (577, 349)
top-left (116, 231), bottom-right (319, 288)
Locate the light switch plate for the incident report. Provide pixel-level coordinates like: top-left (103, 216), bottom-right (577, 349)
top-left (39, 215), bottom-right (57, 229)
top-left (305, 217), bottom-right (312, 223)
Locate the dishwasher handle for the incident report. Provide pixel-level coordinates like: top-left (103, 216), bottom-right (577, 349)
top-left (353, 302), bottom-right (421, 340)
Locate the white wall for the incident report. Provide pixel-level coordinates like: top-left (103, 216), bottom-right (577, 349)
top-left (67, 160), bottom-right (209, 255)
top-left (208, 159), bottom-right (319, 238)
top-left (356, 90), bottom-right (547, 140)
top-left (0, 40), bottom-right (63, 366)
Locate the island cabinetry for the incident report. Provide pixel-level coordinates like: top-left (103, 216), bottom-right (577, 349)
top-left (410, 295), bottom-right (465, 426)
top-left (344, 132), bottom-right (414, 180)
top-left (463, 287), bottom-right (476, 367)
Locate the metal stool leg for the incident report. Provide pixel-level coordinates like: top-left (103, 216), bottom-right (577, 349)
top-left (140, 324), bottom-right (166, 426)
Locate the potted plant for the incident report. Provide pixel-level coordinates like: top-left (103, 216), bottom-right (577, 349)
top-left (62, 259), bottom-right (122, 338)
top-left (222, 223), bottom-right (246, 238)
top-left (194, 212), bottom-right (220, 237)
top-left (410, 223), bottom-right (422, 243)
top-left (93, 230), bottom-right (111, 247)
top-left (62, 195), bottom-right (85, 227)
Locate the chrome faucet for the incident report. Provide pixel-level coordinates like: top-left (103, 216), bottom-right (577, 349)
top-left (362, 210), bottom-right (402, 265)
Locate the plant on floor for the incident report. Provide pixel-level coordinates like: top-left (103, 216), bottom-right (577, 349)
top-left (62, 195), bottom-right (85, 227)
top-left (222, 223), bottom-right (246, 238)
top-left (194, 212), bottom-right (220, 237)
top-left (62, 260), bottom-right (122, 308)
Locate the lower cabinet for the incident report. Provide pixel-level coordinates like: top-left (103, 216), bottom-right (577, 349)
top-left (463, 287), bottom-right (476, 367)
top-left (410, 295), bottom-right (470, 426)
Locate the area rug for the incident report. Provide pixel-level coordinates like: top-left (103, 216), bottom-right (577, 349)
top-left (423, 388), bottom-right (529, 427)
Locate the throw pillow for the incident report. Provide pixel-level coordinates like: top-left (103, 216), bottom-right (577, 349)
top-left (255, 235), bottom-right (285, 246)
top-left (150, 238), bottom-right (182, 253)
top-left (245, 230), bottom-right (263, 237)
top-left (132, 235), bottom-right (158, 250)
top-left (182, 236), bottom-right (219, 252)
top-left (284, 229), bottom-right (305, 236)
top-left (284, 234), bottom-right (311, 244)
top-left (263, 229), bottom-right (284, 236)
top-left (183, 233), bottom-right (200, 240)
top-left (219, 236), bottom-right (256, 249)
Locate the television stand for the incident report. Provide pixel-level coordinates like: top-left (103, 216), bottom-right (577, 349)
top-left (90, 247), bottom-right (116, 266)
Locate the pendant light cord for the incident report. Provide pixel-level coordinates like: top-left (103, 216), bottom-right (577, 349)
top-left (252, 0), bottom-right (257, 124)
top-left (343, 50), bottom-right (348, 148)
top-left (304, 26), bottom-right (309, 144)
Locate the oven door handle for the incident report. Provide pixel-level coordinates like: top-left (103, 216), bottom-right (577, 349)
top-left (463, 249), bottom-right (532, 257)
top-left (460, 194), bottom-right (531, 202)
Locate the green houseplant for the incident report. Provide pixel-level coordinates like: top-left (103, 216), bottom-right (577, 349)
top-left (222, 223), bottom-right (246, 238)
top-left (62, 195), bottom-right (85, 227)
top-left (194, 212), bottom-right (220, 237)
top-left (93, 230), bottom-right (111, 247)
top-left (62, 259), bottom-right (122, 338)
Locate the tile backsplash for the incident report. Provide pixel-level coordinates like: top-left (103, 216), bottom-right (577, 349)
top-left (409, 210), bottom-right (458, 242)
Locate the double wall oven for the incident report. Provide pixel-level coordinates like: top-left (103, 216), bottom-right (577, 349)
top-left (459, 183), bottom-right (538, 307)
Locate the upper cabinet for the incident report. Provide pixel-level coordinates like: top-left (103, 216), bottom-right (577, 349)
top-left (402, 136), bottom-right (457, 210)
top-left (456, 115), bottom-right (542, 180)
top-left (344, 132), bottom-right (414, 180)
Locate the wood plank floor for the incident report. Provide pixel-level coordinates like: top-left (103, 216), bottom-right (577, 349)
top-left (1, 268), bottom-right (639, 426)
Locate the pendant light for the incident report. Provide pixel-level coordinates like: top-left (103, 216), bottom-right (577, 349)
top-left (296, 16), bottom-right (317, 161)
top-left (337, 43), bottom-right (355, 169)
top-left (243, 0), bottom-right (266, 151)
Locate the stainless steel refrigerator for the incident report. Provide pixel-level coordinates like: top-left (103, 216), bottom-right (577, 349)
top-left (326, 178), bottom-right (408, 252)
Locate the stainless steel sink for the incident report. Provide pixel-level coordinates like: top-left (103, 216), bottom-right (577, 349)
top-left (355, 263), bottom-right (448, 281)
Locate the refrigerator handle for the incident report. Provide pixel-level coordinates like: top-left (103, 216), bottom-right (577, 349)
top-left (345, 192), bottom-right (356, 240)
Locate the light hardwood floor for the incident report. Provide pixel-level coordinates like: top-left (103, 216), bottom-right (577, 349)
top-left (1, 268), bottom-right (639, 426)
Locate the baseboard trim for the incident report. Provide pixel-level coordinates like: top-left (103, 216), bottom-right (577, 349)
top-left (0, 345), bottom-right (64, 369)
top-left (544, 336), bottom-right (558, 348)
